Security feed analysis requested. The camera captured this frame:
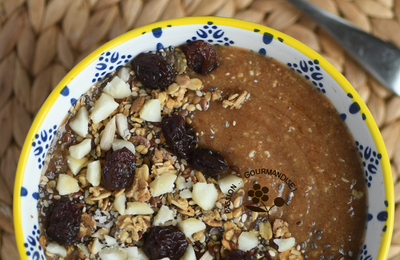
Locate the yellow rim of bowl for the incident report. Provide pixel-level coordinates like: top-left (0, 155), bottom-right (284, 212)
top-left (14, 16), bottom-right (394, 260)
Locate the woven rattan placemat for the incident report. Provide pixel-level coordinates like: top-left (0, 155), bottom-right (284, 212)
top-left (0, 0), bottom-right (399, 259)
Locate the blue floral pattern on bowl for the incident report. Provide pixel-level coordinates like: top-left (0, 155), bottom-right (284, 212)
top-left (32, 125), bottom-right (57, 170)
top-left (187, 22), bottom-right (234, 46)
top-left (287, 59), bottom-right (325, 93)
top-left (18, 19), bottom-right (391, 260)
top-left (355, 141), bottom-right (381, 188)
top-left (24, 225), bottom-right (44, 260)
top-left (92, 52), bottom-right (133, 83)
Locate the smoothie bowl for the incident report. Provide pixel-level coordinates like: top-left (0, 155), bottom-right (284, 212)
top-left (14, 17), bottom-right (394, 260)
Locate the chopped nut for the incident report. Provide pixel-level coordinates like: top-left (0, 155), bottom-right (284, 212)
top-left (78, 213), bottom-right (97, 238)
top-left (126, 164), bottom-right (151, 201)
top-left (273, 219), bottom-right (291, 238)
top-left (260, 221), bottom-right (273, 240)
top-left (352, 189), bottom-right (364, 199)
top-left (222, 91), bottom-right (250, 109)
top-left (279, 248), bottom-right (304, 260)
top-left (203, 210), bottom-right (223, 227)
top-left (195, 170), bottom-right (207, 183)
top-left (192, 230), bottom-right (205, 241)
top-left (212, 90), bottom-right (222, 101)
top-left (39, 235), bottom-right (47, 249)
top-left (130, 96), bottom-right (146, 114)
top-left (171, 197), bottom-right (195, 216)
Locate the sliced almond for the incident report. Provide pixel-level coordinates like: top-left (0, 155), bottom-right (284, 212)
top-left (90, 93), bottom-right (119, 124)
top-left (153, 205), bottom-right (174, 226)
top-left (112, 139), bottom-right (135, 154)
top-left (218, 174), bottom-right (244, 194)
top-left (67, 155), bottom-right (88, 175)
top-left (100, 116), bottom-right (116, 151)
top-left (90, 238), bottom-right (103, 254)
top-left (69, 138), bottom-right (92, 160)
top-left (273, 237), bottom-right (296, 252)
top-left (125, 202), bottom-right (154, 215)
top-left (69, 106), bottom-right (89, 137)
top-left (192, 183), bottom-right (218, 210)
top-left (87, 160), bottom-right (101, 187)
top-left (114, 192), bottom-right (126, 215)
top-left (149, 172), bottom-right (177, 197)
top-left (98, 246), bottom-right (127, 260)
top-left (115, 113), bottom-right (130, 140)
top-left (56, 174), bottom-right (79, 195)
top-left (46, 242), bottom-right (67, 258)
top-left (181, 244), bottom-right (196, 260)
top-left (103, 76), bottom-right (131, 99)
top-left (238, 232), bottom-right (258, 251)
top-left (139, 99), bottom-right (162, 122)
top-left (178, 218), bottom-right (206, 240)
top-left (117, 67), bottom-right (131, 82)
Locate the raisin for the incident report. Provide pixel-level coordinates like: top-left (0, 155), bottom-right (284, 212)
top-left (224, 249), bottom-right (257, 260)
top-left (161, 115), bottom-right (197, 159)
top-left (191, 147), bottom-right (228, 179)
top-left (46, 197), bottom-right (81, 246)
top-left (101, 147), bottom-right (136, 190)
top-left (131, 52), bottom-right (175, 89)
top-left (183, 41), bottom-right (220, 74)
top-left (143, 226), bottom-right (188, 260)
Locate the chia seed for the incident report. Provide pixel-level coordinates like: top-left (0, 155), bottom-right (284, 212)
top-left (224, 121), bottom-right (229, 127)
top-left (316, 235), bottom-right (322, 241)
top-left (278, 183), bottom-right (282, 190)
top-left (324, 244), bottom-right (330, 248)
top-left (318, 255), bottom-right (324, 259)
top-left (327, 256), bottom-right (334, 260)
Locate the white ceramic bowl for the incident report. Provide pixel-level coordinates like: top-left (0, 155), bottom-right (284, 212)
top-left (14, 17), bottom-right (394, 260)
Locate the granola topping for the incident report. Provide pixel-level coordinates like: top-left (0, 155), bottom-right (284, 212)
top-left (37, 43), bottom-right (365, 260)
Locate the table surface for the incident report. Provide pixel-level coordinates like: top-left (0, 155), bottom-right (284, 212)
top-left (0, 0), bottom-right (399, 259)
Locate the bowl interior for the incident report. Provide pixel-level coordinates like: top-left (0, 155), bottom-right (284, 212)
top-left (14, 17), bottom-right (393, 260)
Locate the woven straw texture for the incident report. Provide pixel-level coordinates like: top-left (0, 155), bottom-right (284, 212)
top-left (0, 0), bottom-right (399, 259)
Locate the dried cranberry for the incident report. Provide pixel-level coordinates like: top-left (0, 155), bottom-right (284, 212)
top-left (131, 52), bottom-right (175, 89)
top-left (224, 250), bottom-right (257, 260)
top-left (143, 226), bottom-right (188, 260)
top-left (184, 41), bottom-right (220, 74)
top-left (46, 197), bottom-right (81, 246)
top-left (191, 147), bottom-right (228, 178)
top-left (161, 115), bottom-right (197, 159)
top-left (101, 147), bottom-right (136, 190)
